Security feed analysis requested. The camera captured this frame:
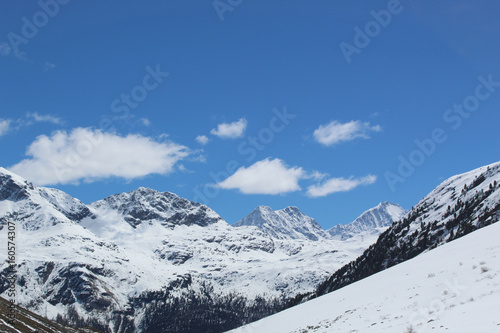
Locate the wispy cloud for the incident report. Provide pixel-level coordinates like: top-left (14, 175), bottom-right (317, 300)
top-left (307, 175), bottom-right (377, 197)
top-left (0, 119), bottom-right (11, 136)
top-left (313, 120), bottom-right (381, 146)
top-left (0, 113), bottom-right (64, 137)
top-left (9, 127), bottom-right (190, 186)
top-left (216, 158), bottom-right (304, 195)
top-left (26, 112), bottom-right (63, 125)
top-left (211, 118), bottom-right (247, 139)
top-left (195, 135), bottom-right (210, 145)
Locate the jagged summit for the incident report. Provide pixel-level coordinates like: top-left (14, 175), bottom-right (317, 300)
top-left (328, 202), bottom-right (407, 240)
top-left (233, 205), bottom-right (330, 241)
top-left (90, 186), bottom-right (224, 228)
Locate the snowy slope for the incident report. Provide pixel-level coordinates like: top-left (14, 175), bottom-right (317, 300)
top-left (229, 220), bottom-right (500, 333)
top-left (233, 206), bottom-right (331, 241)
top-left (328, 202), bottom-right (406, 240)
top-left (0, 168), bottom-right (384, 333)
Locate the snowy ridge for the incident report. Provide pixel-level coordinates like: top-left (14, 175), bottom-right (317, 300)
top-left (230, 218), bottom-right (500, 333)
top-left (233, 205), bottom-right (330, 241)
top-left (327, 202), bottom-right (406, 240)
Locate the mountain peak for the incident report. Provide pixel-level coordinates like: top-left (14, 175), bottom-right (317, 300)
top-left (0, 167), bottom-right (92, 229)
top-left (255, 205), bottom-right (274, 212)
top-left (328, 202), bottom-right (407, 240)
top-left (279, 206), bottom-right (301, 214)
top-left (234, 205), bottom-right (329, 241)
top-left (90, 187), bottom-right (224, 228)
top-left (0, 168), bottom-right (34, 202)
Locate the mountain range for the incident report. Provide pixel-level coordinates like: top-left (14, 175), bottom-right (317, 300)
top-left (0, 167), bottom-right (401, 333)
top-left (1, 161), bottom-right (498, 332)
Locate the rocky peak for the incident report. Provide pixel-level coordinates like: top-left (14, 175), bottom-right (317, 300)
top-left (234, 205), bottom-right (330, 241)
top-left (90, 187), bottom-right (224, 228)
top-left (328, 202), bottom-right (406, 240)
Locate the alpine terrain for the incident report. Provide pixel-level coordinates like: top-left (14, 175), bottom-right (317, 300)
top-left (0, 167), bottom-right (397, 333)
top-left (2, 161), bottom-right (498, 332)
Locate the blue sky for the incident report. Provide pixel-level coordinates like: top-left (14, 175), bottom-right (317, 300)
top-left (1, 0), bottom-right (499, 228)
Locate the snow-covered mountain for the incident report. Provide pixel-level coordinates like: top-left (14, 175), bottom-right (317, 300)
top-left (0, 168), bottom-right (384, 333)
top-left (90, 187), bottom-right (223, 228)
top-left (233, 205), bottom-right (330, 241)
top-left (230, 216), bottom-right (500, 333)
top-left (327, 202), bottom-right (406, 240)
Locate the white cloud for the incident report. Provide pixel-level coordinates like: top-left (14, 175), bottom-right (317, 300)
top-left (217, 158), bottom-right (304, 195)
top-left (9, 127), bottom-right (190, 186)
top-left (210, 118), bottom-right (247, 139)
top-left (313, 120), bottom-right (381, 146)
top-left (307, 175), bottom-right (377, 197)
top-left (27, 112), bottom-right (63, 125)
top-left (0, 119), bottom-right (11, 136)
top-left (140, 118), bottom-right (151, 126)
top-left (195, 135), bottom-right (209, 145)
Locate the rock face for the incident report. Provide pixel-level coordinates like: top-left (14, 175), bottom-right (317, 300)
top-left (327, 202), bottom-right (407, 240)
top-left (0, 167), bottom-right (386, 333)
top-left (233, 205), bottom-right (330, 241)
